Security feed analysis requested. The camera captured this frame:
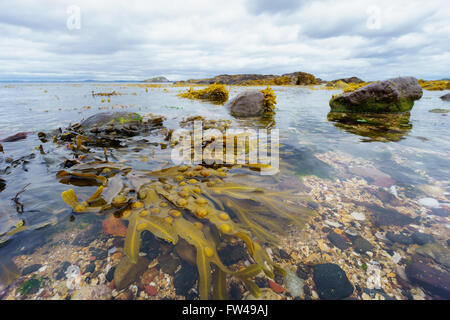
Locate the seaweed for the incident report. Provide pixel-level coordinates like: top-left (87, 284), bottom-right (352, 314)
top-left (60, 163), bottom-right (315, 299)
top-left (178, 83), bottom-right (229, 104)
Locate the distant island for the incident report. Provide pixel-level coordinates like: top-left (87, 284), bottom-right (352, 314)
top-left (143, 76), bottom-right (171, 83)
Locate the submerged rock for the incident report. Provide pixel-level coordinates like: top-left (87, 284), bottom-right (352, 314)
top-left (411, 232), bottom-right (435, 245)
top-left (313, 263), bottom-right (354, 300)
top-left (80, 112), bottom-right (142, 128)
top-left (440, 93), bottom-right (450, 101)
top-left (71, 284), bottom-right (112, 300)
top-left (0, 132), bottom-right (30, 142)
top-left (405, 262), bottom-right (450, 299)
top-left (415, 243), bottom-right (450, 269)
top-left (226, 91), bottom-right (265, 117)
top-left (327, 231), bottom-right (350, 250)
top-left (386, 232), bottom-right (413, 245)
top-left (113, 256), bottom-right (149, 290)
top-left (352, 236), bottom-right (374, 254)
top-left (329, 77), bottom-right (423, 113)
top-left (283, 270), bottom-right (304, 298)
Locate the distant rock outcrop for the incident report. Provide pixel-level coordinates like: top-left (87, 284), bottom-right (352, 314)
top-left (143, 76), bottom-right (170, 83)
top-left (330, 77), bottom-right (364, 84)
top-left (329, 76), bottom-right (423, 113)
top-left (174, 71), bottom-right (317, 86)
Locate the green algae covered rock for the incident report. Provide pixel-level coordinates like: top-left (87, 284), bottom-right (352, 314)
top-left (329, 77), bottom-right (423, 113)
top-left (80, 112), bottom-right (143, 128)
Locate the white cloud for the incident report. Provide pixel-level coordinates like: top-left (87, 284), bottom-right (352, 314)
top-left (0, 0), bottom-right (448, 81)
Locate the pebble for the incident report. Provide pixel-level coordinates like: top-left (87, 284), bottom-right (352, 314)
top-left (418, 198), bottom-right (440, 208)
top-left (351, 211), bottom-right (366, 221)
top-left (313, 263), bottom-right (354, 300)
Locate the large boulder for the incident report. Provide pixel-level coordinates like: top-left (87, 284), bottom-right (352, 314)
top-left (441, 93), bottom-right (450, 101)
top-left (80, 112), bottom-right (142, 128)
top-left (226, 91), bottom-right (265, 117)
top-left (329, 77), bottom-right (423, 113)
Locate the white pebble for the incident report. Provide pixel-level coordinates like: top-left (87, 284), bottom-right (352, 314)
top-left (418, 198), bottom-right (440, 208)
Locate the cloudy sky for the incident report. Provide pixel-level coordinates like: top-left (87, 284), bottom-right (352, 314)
top-left (0, 0), bottom-right (449, 81)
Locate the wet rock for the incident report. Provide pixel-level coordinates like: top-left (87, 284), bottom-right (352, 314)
top-left (91, 248), bottom-right (108, 260)
top-left (411, 232), bottom-right (436, 245)
top-left (80, 112), bottom-right (140, 128)
top-left (440, 93), bottom-right (450, 101)
top-left (415, 243), bottom-right (450, 269)
top-left (53, 261), bottom-right (71, 280)
top-left (226, 91), bottom-right (265, 117)
top-left (0, 178), bottom-right (5, 193)
top-left (113, 256), bottom-right (149, 290)
top-left (173, 262), bottom-right (198, 297)
top-left (19, 278), bottom-right (41, 295)
top-left (283, 270), bottom-right (304, 298)
top-left (218, 244), bottom-right (247, 266)
top-left (430, 208), bottom-right (449, 217)
top-left (229, 282), bottom-right (243, 300)
top-left (327, 231), bottom-right (350, 250)
top-left (72, 223), bottom-right (102, 247)
top-left (268, 279), bottom-right (285, 293)
top-left (418, 198), bottom-right (440, 208)
top-left (84, 262), bottom-right (96, 274)
top-left (313, 263), bottom-right (354, 300)
top-left (367, 204), bottom-right (414, 227)
top-left (405, 262), bottom-right (450, 299)
top-left (352, 236), bottom-right (374, 254)
top-left (102, 216), bottom-right (127, 237)
top-left (329, 76), bottom-right (422, 113)
top-left (386, 232), bottom-right (413, 245)
top-left (105, 267), bottom-right (115, 282)
top-left (71, 284), bottom-right (112, 300)
top-left (272, 247), bottom-right (291, 260)
top-left (21, 264), bottom-right (42, 276)
top-left (296, 264), bottom-right (310, 280)
top-left (0, 132), bottom-right (30, 142)
top-left (175, 239), bottom-right (196, 265)
top-left (159, 254), bottom-right (181, 274)
top-left (362, 287), bottom-right (395, 300)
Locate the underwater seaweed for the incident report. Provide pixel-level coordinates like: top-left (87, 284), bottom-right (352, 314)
top-left (60, 163), bottom-right (315, 299)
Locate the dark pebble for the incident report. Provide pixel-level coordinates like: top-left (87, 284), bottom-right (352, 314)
top-left (307, 201), bottom-right (319, 210)
top-left (352, 236), bottom-right (374, 254)
top-left (327, 231), bottom-right (350, 250)
top-left (386, 232), bottom-right (413, 245)
top-left (21, 264), bottom-right (42, 276)
top-left (173, 263), bottom-right (198, 297)
top-left (229, 282), bottom-right (243, 300)
top-left (411, 232), bottom-right (435, 245)
top-left (430, 208), bottom-right (449, 217)
top-left (84, 262), bottom-right (96, 274)
top-left (54, 261), bottom-right (71, 280)
top-left (254, 277), bottom-right (269, 288)
top-left (405, 262), bottom-right (450, 299)
top-left (218, 244), bottom-right (247, 266)
top-left (362, 288), bottom-right (395, 300)
top-left (106, 266), bottom-right (116, 282)
top-left (313, 263), bottom-right (354, 300)
top-left (367, 204), bottom-right (414, 227)
top-left (296, 264), bottom-right (310, 280)
top-left (92, 249), bottom-right (108, 260)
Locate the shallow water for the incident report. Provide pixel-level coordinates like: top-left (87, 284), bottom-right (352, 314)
top-left (0, 83), bottom-right (449, 300)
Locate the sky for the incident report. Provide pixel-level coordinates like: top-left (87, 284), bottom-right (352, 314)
top-left (0, 0), bottom-right (449, 81)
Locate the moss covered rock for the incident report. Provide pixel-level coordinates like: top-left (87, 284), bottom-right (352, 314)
top-left (329, 77), bottom-right (423, 113)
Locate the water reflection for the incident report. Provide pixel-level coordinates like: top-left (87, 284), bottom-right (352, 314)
top-left (327, 112), bottom-right (413, 142)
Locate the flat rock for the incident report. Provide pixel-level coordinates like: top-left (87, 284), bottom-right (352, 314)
top-left (329, 76), bottom-right (423, 113)
top-left (71, 284), bottom-right (112, 300)
top-left (415, 243), bottom-right (450, 269)
top-left (327, 231), bottom-right (350, 250)
top-left (405, 262), bottom-right (450, 299)
top-left (411, 232), bottom-right (435, 245)
top-left (313, 263), bottom-right (354, 300)
top-left (113, 256), bottom-right (149, 290)
top-left (386, 232), bottom-right (413, 245)
top-left (366, 204), bottom-right (414, 227)
top-left (352, 236), bottom-right (374, 254)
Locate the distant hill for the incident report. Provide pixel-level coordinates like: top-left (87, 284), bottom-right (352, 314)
top-left (143, 76), bottom-right (170, 83)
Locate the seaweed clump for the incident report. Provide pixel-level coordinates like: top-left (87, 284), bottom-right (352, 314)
top-left (260, 86), bottom-right (277, 115)
top-left (60, 163), bottom-right (315, 299)
top-left (418, 79), bottom-right (450, 91)
top-left (178, 83), bottom-right (229, 104)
